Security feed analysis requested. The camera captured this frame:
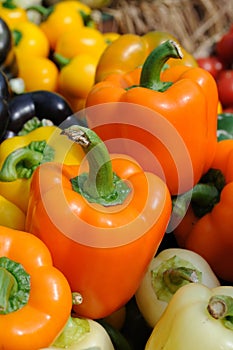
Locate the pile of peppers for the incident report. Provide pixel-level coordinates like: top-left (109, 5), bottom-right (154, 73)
top-left (1, 6), bottom-right (233, 347)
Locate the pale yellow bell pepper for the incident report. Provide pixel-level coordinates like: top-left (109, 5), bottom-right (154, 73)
top-left (41, 317), bottom-right (114, 350)
top-left (135, 248), bottom-right (220, 328)
top-left (145, 283), bottom-right (233, 350)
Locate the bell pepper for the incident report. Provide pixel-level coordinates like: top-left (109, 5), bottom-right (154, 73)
top-left (0, 124), bottom-right (84, 213)
top-left (0, 225), bottom-right (72, 350)
top-left (0, 194), bottom-right (25, 229)
top-left (29, 1), bottom-right (86, 50)
top-left (95, 31), bottom-right (197, 82)
top-left (135, 248), bottom-right (220, 328)
top-left (173, 139), bottom-right (233, 282)
top-left (0, 17), bottom-right (18, 79)
top-left (55, 53), bottom-right (99, 112)
top-left (0, 0), bottom-right (28, 28)
top-left (41, 317), bottom-right (115, 350)
top-left (86, 40), bottom-right (218, 195)
top-left (145, 282), bottom-right (233, 350)
top-left (12, 20), bottom-right (50, 59)
top-left (0, 70), bottom-right (11, 140)
top-left (6, 90), bottom-right (74, 138)
top-left (54, 26), bottom-right (107, 61)
top-left (25, 125), bottom-right (172, 319)
top-left (16, 53), bottom-right (59, 92)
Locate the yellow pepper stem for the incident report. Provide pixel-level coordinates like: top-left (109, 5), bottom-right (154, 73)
top-left (208, 295), bottom-right (233, 330)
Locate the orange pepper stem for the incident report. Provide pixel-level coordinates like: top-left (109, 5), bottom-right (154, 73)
top-left (0, 257), bottom-right (30, 314)
top-left (139, 39), bottom-right (183, 92)
top-left (0, 140), bottom-right (54, 181)
top-left (207, 295), bottom-right (233, 330)
top-left (163, 267), bottom-right (200, 294)
top-left (61, 125), bottom-right (131, 206)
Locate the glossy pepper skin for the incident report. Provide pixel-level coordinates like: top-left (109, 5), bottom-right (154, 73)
top-left (95, 31), bottom-right (197, 83)
top-left (3, 90), bottom-right (74, 140)
top-left (25, 125), bottom-right (172, 319)
top-left (31, 0), bottom-right (85, 50)
top-left (55, 53), bottom-right (99, 112)
top-left (145, 283), bottom-right (233, 350)
top-left (0, 0), bottom-right (28, 29)
top-left (0, 194), bottom-right (25, 230)
top-left (12, 20), bottom-right (50, 59)
top-left (0, 225), bottom-right (72, 350)
top-left (0, 125), bottom-right (84, 213)
top-left (0, 70), bottom-right (11, 140)
top-left (86, 40), bottom-right (218, 195)
top-left (173, 140), bottom-right (233, 282)
top-left (0, 17), bottom-right (18, 78)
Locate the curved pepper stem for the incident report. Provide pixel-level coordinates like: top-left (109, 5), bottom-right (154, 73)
top-left (0, 140), bottom-right (54, 181)
top-left (163, 266), bottom-right (200, 294)
top-left (208, 295), bottom-right (233, 330)
top-left (61, 125), bottom-right (131, 206)
top-left (172, 168), bottom-right (225, 219)
top-left (26, 4), bottom-right (54, 17)
top-left (151, 255), bottom-right (202, 303)
top-left (0, 256), bottom-right (30, 314)
top-left (140, 39), bottom-right (183, 92)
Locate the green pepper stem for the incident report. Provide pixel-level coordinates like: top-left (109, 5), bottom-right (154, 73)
top-left (172, 182), bottom-right (220, 219)
top-left (0, 267), bottom-right (17, 313)
top-left (2, 0), bottom-right (17, 9)
top-left (207, 295), bottom-right (233, 330)
top-left (140, 39), bottom-right (183, 92)
top-left (163, 267), bottom-right (200, 294)
top-left (53, 53), bottom-right (71, 69)
top-left (26, 4), bottom-right (53, 17)
top-left (0, 140), bottom-right (54, 181)
top-left (0, 257), bottom-right (30, 314)
top-left (61, 126), bottom-right (131, 206)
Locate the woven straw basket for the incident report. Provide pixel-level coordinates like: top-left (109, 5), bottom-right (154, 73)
top-left (98, 0), bottom-right (233, 58)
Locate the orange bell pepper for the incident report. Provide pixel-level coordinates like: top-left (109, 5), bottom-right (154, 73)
top-left (0, 225), bottom-right (72, 350)
top-left (25, 125), bottom-right (172, 319)
top-left (173, 140), bottom-right (233, 282)
top-left (95, 31), bottom-right (197, 82)
top-left (86, 40), bottom-right (218, 195)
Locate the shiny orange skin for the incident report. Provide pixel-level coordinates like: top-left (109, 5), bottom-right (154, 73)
top-left (25, 156), bottom-right (172, 319)
top-left (174, 140), bottom-right (233, 282)
top-left (95, 31), bottom-right (197, 82)
top-left (86, 66), bottom-right (218, 195)
top-left (0, 225), bottom-right (72, 350)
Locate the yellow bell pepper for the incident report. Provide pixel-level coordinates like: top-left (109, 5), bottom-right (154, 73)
top-left (56, 53), bottom-right (99, 112)
top-left (135, 248), bottom-right (220, 328)
top-left (12, 20), bottom-right (50, 58)
top-left (54, 26), bottom-right (107, 61)
top-left (0, 194), bottom-right (25, 230)
top-left (0, 124), bottom-right (84, 213)
top-left (16, 54), bottom-right (59, 92)
top-left (41, 317), bottom-right (115, 349)
top-left (37, 1), bottom-right (85, 50)
top-left (145, 283), bottom-right (233, 350)
top-left (0, 1), bottom-right (28, 28)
